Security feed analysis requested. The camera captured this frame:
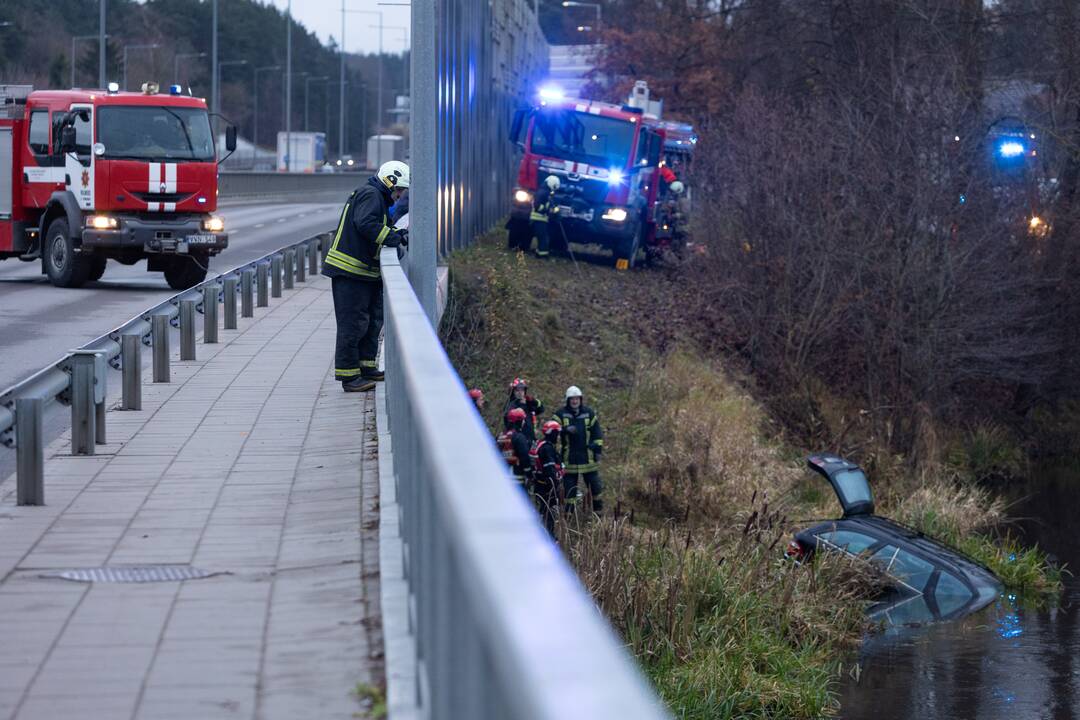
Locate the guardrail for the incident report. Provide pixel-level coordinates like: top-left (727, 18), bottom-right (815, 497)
top-left (379, 246), bottom-right (670, 719)
top-left (0, 233), bottom-right (329, 505)
top-left (218, 171), bottom-right (365, 199)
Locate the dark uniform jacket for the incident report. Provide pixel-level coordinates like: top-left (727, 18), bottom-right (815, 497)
top-left (534, 439), bottom-right (562, 490)
top-left (504, 395), bottom-right (545, 443)
top-left (322, 176), bottom-right (404, 281)
top-left (510, 430), bottom-right (533, 481)
top-left (530, 186), bottom-right (559, 223)
top-left (554, 403), bottom-right (604, 473)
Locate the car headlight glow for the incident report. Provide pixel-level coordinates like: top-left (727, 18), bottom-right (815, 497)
top-left (87, 215), bottom-right (118, 230)
top-left (602, 207), bottom-right (628, 223)
top-left (203, 216), bottom-right (226, 233)
top-left (514, 189), bottom-right (533, 204)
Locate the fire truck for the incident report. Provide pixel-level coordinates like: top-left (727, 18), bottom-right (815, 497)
top-left (0, 83), bottom-right (235, 289)
top-left (508, 81), bottom-right (693, 269)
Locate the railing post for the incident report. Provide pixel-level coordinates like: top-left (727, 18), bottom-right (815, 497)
top-left (283, 250), bottom-right (295, 290)
top-left (223, 276), bottom-right (238, 329)
top-left (70, 351), bottom-right (96, 456)
top-left (308, 239), bottom-right (319, 275)
top-left (180, 300), bottom-right (197, 360)
top-left (241, 268), bottom-right (254, 317)
top-left (152, 314), bottom-right (170, 383)
top-left (257, 262), bottom-right (270, 307)
top-left (15, 397), bottom-right (44, 506)
top-left (295, 247), bottom-right (306, 283)
top-left (121, 333), bottom-right (142, 410)
top-left (271, 256), bottom-right (283, 298)
top-left (203, 284), bottom-right (219, 344)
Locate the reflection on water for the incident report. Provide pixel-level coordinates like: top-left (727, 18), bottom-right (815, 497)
top-left (839, 468), bottom-right (1080, 720)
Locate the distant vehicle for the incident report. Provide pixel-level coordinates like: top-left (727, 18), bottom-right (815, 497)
top-left (335, 154), bottom-right (357, 170)
top-left (368, 134), bottom-right (405, 171)
top-left (787, 455), bottom-right (1003, 624)
top-left (508, 80), bottom-right (696, 270)
top-left (0, 82), bottom-right (234, 289)
top-left (277, 131), bottom-right (326, 173)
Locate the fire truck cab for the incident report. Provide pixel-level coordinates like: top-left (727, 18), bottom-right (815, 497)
top-left (0, 83), bottom-right (233, 289)
top-left (508, 81), bottom-right (692, 269)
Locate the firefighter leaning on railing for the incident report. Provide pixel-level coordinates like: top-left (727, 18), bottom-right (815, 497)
top-left (322, 161), bottom-right (410, 393)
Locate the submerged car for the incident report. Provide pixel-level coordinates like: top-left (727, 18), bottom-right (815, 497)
top-left (788, 454), bottom-right (1003, 623)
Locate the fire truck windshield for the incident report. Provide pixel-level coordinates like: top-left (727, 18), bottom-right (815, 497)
top-left (530, 109), bottom-right (634, 169)
top-left (96, 106), bottom-right (215, 162)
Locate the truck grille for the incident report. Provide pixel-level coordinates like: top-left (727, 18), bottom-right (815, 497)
top-left (132, 191), bottom-right (193, 204)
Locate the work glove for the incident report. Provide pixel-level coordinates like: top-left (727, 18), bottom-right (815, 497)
top-left (565, 426), bottom-right (578, 436)
top-left (397, 228), bottom-right (409, 247)
top-left (589, 443), bottom-right (602, 457)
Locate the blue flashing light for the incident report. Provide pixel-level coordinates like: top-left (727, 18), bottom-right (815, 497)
top-left (169, 84), bottom-right (183, 96)
top-left (607, 168), bottom-right (624, 185)
top-left (998, 141), bottom-right (1025, 158)
top-left (538, 85), bottom-right (564, 101)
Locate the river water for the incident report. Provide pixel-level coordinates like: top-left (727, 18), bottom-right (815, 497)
top-left (839, 469), bottom-right (1080, 719)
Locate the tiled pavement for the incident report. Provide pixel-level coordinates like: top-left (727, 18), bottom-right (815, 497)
top-left (0, 276), bottom-right (383, 720)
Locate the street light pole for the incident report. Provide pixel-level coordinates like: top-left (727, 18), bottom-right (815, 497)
top-left (376, 26), bottom-right (409, 114)
top-left (285, 0), bottom-right (292, 171)
top-left (253, 65), bottom-right (281, 151)
top-left (211, 0), bottom-right (218, 114)
top-left (305, 76), bottom-right (328, 131)
top-left (98, 0), bottom-right (106, 88)
top-left (122, 44), bottom-right (160, 91)
top-left (173, 52), bottom-right (207, 86)
top-left (347, 10), bottom-right (383, 133)
top-left (216, 59), bottom-right (248, 119)
top-left (339, 0), bottom-right (346, 158)
top-left (561, 1), bottom-right (602, 32)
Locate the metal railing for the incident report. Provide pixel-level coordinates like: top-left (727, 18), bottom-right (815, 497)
top-left (0, 233), bottom-right (329, 505)
top-left (379, 246), bottom-right (670, 720)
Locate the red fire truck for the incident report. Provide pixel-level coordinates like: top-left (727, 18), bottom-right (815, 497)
top-left (509, 81), bottom-right (683, 269)
top-left (0, 83), bottom-right (235, 289)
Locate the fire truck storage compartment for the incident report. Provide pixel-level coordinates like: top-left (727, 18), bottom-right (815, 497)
top-left (0, 127), bottom-right (11, 217)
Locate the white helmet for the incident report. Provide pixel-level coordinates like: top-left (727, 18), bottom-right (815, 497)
top-left (565, 385), bottom-right (583, 400)
top-left (545, 175), bottom-right (561, 191)
top-left (669, 180), bottom-right (685, 195)
top-left (378, 160), bottom-right (410, 189)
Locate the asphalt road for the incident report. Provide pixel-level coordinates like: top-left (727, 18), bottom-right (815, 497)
top-left (0, 200), bottom-right (341, 392)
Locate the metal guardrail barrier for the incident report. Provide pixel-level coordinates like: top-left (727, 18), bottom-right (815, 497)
top-left (379, 247), bottom-right (670, 720)
top-left (0, 233), bottom-right (330, 505)
top-left (217, 171), bottom-right (364, 199)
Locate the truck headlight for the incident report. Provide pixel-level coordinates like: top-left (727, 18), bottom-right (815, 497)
top-left (203, 216), bottom-right (226, 232)
top-left (602, 207), bottom-right (628, 223)
top-left (87, 215), bottom-right (118, 230)
top-left (514, 189), bottom-right (533, 204)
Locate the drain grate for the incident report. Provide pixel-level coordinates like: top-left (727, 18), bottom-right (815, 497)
top-left (42, 566), bottom-right (220, 584)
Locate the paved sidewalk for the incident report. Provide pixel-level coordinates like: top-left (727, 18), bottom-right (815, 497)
top-left (0, 276), bottom-right (383, 720)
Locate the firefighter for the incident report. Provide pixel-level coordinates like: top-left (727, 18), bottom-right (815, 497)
top-left (531, 419), bottom-right (565, 532)
top-left (503, 377), bottom-right (544, 443)
top-left (554, 385), bottom-right (605, 513)
top-left (468, 388), bottom-right (485, 412)
top-left (497, 407), bottom-right (533, 490)
top-left (322, 161), bottom-right (410, 392)
top-left (529, 175), bottom-right (562, 257)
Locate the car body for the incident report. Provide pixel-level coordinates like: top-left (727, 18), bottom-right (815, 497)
top-left (789, 455), bottom-right (1003, 623)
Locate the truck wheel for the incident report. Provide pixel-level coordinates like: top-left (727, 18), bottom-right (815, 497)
top-left (87, 256), bottom-right (107, 282)
top-left (164, 256), bottom-right (208, 290)
top-left (614, 225), bottom-right (643, 270)
top-left (45, 219), bottom-right (92, 288)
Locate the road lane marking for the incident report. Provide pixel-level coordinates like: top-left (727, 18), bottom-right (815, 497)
top-left (254, 223), bottom-right (265, 228)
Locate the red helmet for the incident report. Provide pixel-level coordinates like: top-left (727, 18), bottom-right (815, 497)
top-left (468, 388), bottom-right (484, 401)
top-left (542, 420), bottom-right (562, 436)
top-left (509, 377), bottom-right (528, 392)
top-left (506, 407), bottom-right (527, 425)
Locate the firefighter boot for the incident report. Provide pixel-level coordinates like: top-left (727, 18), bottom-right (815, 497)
top-left (342, 376), bottom-right (377, 392)
top-left (361, 368), bottom-right (385, 382)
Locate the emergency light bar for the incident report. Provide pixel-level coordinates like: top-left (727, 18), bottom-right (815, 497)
top-left (169, 84), bottom-right (183, 96)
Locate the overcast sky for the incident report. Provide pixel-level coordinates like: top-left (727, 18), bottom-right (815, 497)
top-left (265, 1), bottom-right (411, 56)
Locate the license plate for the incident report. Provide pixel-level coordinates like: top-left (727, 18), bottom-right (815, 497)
top-left (184, 234), bottom-right (218, 245)
top-left (559, 206), bottom-right (594, 222)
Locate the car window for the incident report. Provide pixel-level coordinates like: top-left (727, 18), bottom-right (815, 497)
top-left (834, 468), bottom-right (873, 509)
top-left (886, 549), bottom-right (936, 592)
top-left (818, 529), bottom-right (878, 555)
top-left (934, 571), bottom-right (974, 616)
top-left (28, 110), bottom-right (49, 155)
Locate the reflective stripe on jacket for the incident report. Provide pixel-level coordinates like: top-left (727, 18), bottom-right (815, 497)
top-left (322, 176), bottom-right (399, 280)
top-left (554, 404), bottom-right (604, 473)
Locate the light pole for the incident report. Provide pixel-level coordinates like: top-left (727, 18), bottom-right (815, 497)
top-left (122, 43), bottom-right (160, 90)
top-left (173, 52), bottom-right (206, 86)
top-left (216, 59), bottom-right (248, 119)
top-left (211, 0), bottom-right (218, 114)
top-left (347, 9), bottom-right (383, 133)
top-left (98, 0), bottom-right (106, 88)
top-left (71, 34), bottom-right (107, 87)
top-left (253, 64), bottom-right (281, 150)
top-left (377, 25), bottom-right (409, 109)
top-left (561, 1), bottom-right (602, 32)
top-left (339, 0), bottom-right (346, 158)
top-left (305, 76), bottom-right (328, 131)
top-left (284, 0), bottom-right (292, 172)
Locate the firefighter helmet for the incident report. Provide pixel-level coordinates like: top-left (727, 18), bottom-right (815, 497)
top-left (509, 377), bottom-right (528, 392)
top-left (544, 175), bottom-right (561, 191)
top-left (669, 181), bottom-right (685, 195)
top-left (542, 420), bottom-right (562, 436)
top-left (506, 407), bottom-right (527, 425)
top-left (468, 388), bottom-right (484, 401)
top-left (565, 385), bottom-right (583, 400)
top-left (378, 160), bottom-right (410, 189)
